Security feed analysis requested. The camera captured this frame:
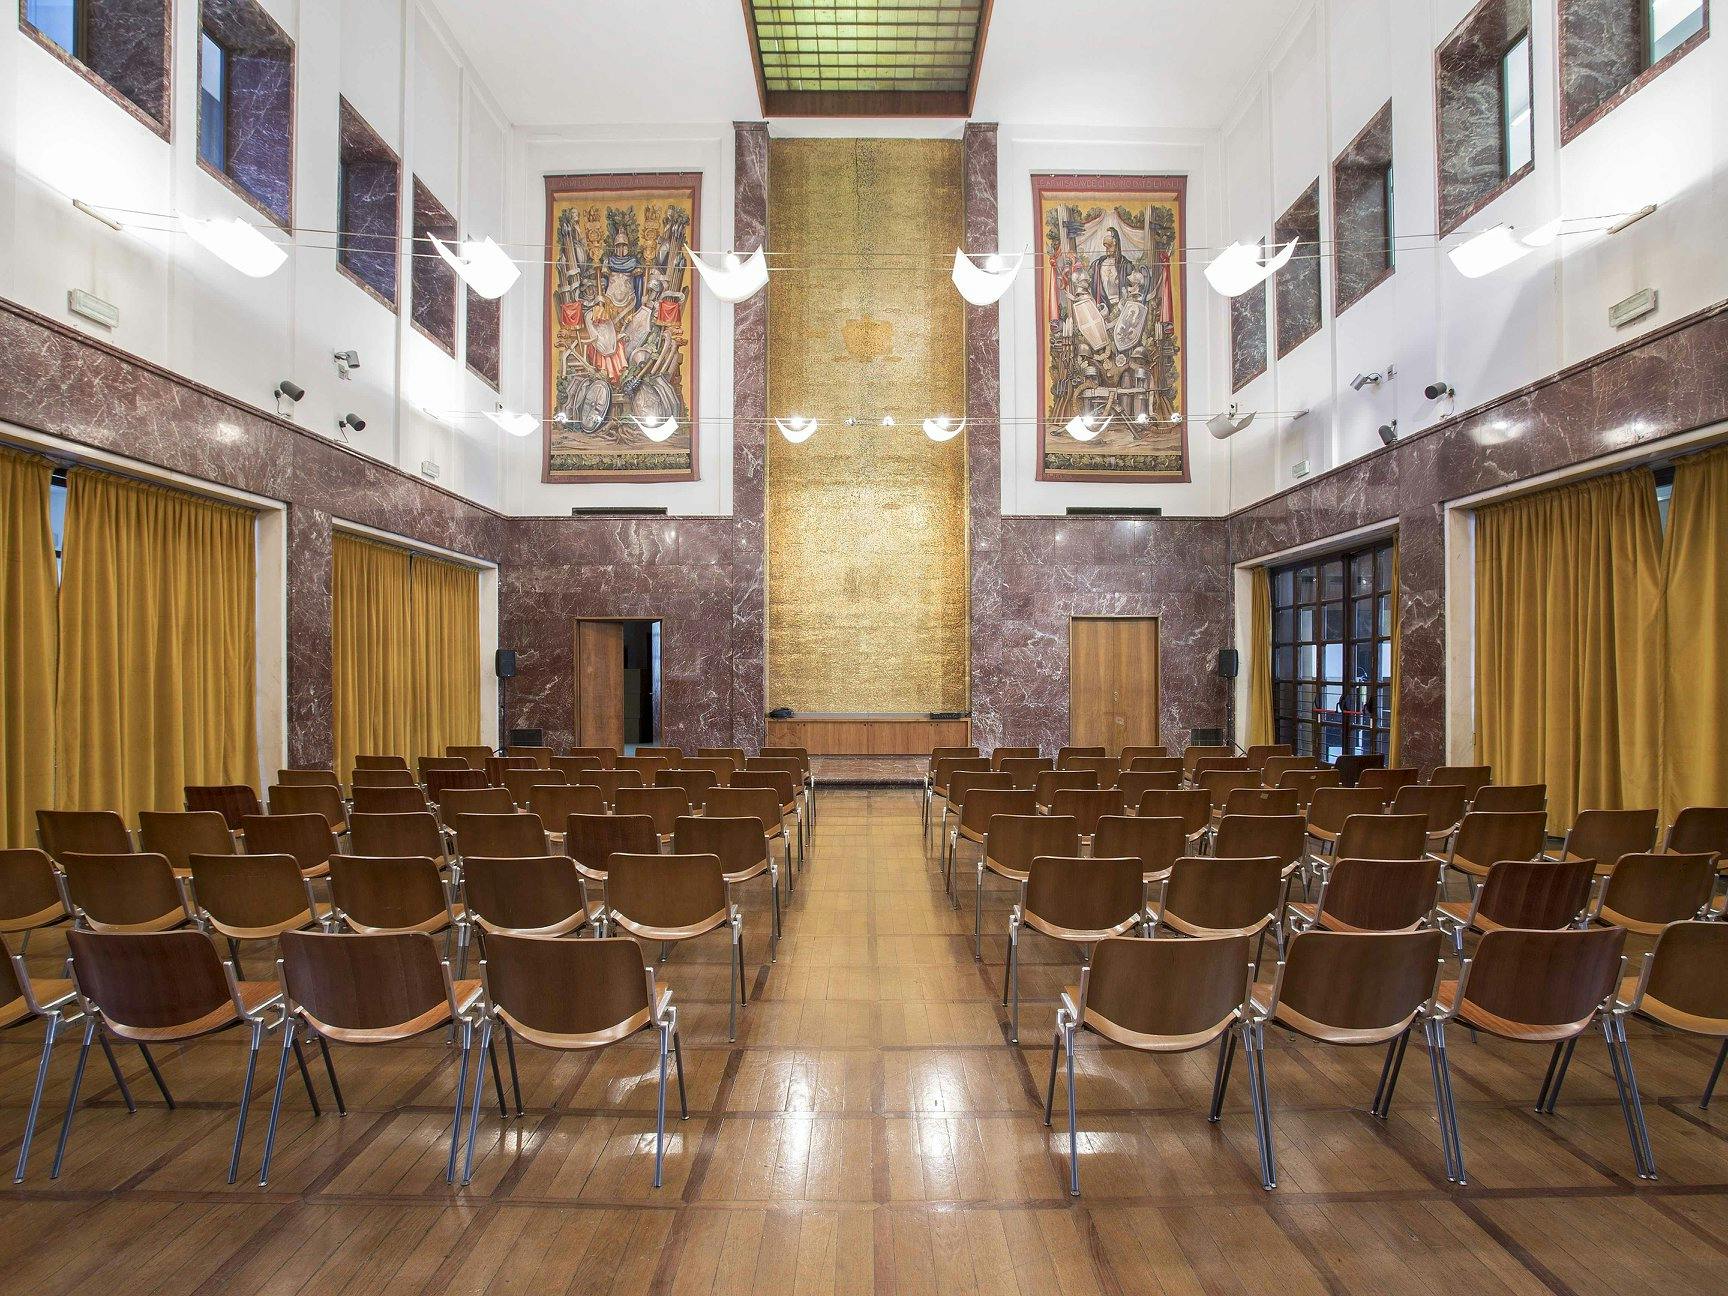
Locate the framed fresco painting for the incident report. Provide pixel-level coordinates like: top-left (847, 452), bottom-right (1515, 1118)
top-left (1033, 174), bottom-right (1189, 483)
top-left (543, 173), bottom-right (701, 483)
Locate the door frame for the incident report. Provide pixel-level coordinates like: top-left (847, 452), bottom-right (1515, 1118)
top-left (572, 616), bottom-right (663, 747)
top-left (1067, 615), bottom-right (1160, 748)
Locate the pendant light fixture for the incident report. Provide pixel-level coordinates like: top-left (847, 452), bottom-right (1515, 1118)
top-left (922, 416), bottom-right (965, 442)
top-left (1202, 238), bottom-right (1296, 298)
top-left (774, 415), bottom-right (818, 443)
top-left (633, 415), bottom-right (680, 443)
top-left (951, 249), bottom-right (1022, 306)
top-left (690, 248), bottom-right (770, 303)
top-left (177, 213), bottom-right (288, 278)
top-left (429, 233), bottom-right (520, 298)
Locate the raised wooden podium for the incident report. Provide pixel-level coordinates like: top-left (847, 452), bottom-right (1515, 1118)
top-left (765, 715), bottom-right (970, 757)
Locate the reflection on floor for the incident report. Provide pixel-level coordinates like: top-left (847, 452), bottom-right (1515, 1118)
top-left (3, 789), bottom-right (1727, 1293)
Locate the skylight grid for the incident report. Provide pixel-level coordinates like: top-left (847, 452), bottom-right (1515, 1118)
top-left (748, 0), bottom-right (986, 94)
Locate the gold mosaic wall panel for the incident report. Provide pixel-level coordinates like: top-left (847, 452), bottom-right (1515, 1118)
top-left (767, 138), bottom-right (969, 714)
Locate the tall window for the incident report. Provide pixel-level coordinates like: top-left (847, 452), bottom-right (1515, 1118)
top-left (198, 32), bottom-right (227, 171)
top-left (1501, 32), bottom-right (1533, 178)
top-left (1648, 0), bottom-right (1705, 63)
top-left (25, 0), bottom-right (81, 55)
top-left (1270, 540), bottom-right (1395, 762)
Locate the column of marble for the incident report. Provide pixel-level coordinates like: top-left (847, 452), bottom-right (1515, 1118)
top-left (962, 122), bottom-right (1005, 751)
top-left (730, 121), bottom-right (770, 752)
top-left (284, 505), bottom-right (335, 768)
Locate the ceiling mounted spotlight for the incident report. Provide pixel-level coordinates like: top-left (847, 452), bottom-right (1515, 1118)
top-left (775, 415), bottom-right (818, 444)
top-left (1064, 412), bottom-right (1107, 442)
top-left (633, 415), bottom-right (679, 443)
top-left (1349, 372), bottom-right (1383, 391)
top-left (273, 379), bottom-right (304, 403)
top-left (1424, 381), bottom-right (1455, 400)
top-left (1377, 421), bottom-right (1400, 446)
top-left (922, 416), bottom-right (965, 442)
top-left (333, 349), bottom-right (360, 378)
top-left (484, 409), bottom-right (540, 438)
top-left (179, 212), bottom-right (287, 278)
top-left (690, 248), bottom-right (769, 303)
top-left (951, 249), bottom-right (1023, 306)
top-left (1202, 238), bottom-right (1297, 297)
top-left (336, 413), bottom-right (366, 440)
top-left (428, 233), bottom-right (520, 299)
top-left (1205, 405), bottom-right (1256, 440)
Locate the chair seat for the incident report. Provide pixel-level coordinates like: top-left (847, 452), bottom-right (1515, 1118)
top-left (1623, 978), bottom-right (1728, 1035)
top-left (1147, 904), bottom-right (1271, 939)
top-left (1435, 899), bottom-right (1511, 934)
top-left (1023, 911), bottom-right (1137, 942)
top-left (982, 856), bottom-right (1028, 882)
top-left (0, 978), bottom-right (75, 1028)
top-left (1285, 901), bottom-right (1379, 933)
top-left (724, 858), bottom-right (772, 884)
top-left (105, 980), bottom-right (283, 1043)
top-left (1249, 983), bottom-right (1411, 1045)
top-left (0, 902), bottom-right (70, 934)
top-left (1433, 980), bottom-right (1590, 1042)
top-left (1063, 986), bottom-right (1237, 1052)
top-left (210, 902), bottom-right (333, 942)
top-left (302, 980), bottom-right (482, 1045)
top-left (1437, 851), bottom-right (1492, 878)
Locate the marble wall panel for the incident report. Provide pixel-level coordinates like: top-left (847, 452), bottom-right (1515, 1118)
top-left (1230, 276), bottom-right (1268, 392)
top-left (1331, 102), bottom-right (1395, 316)
top-left (1274, 180), bottom-right (1323, 357)
top-left (411, 178), bottom-right (458, 354)
top-left (338, 99), bottom-right (401, 308)
top-left (1435, 0), bottom-right (1532, 235)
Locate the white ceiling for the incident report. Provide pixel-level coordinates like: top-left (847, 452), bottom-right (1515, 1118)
top-left (431, 0), bottom-right (1294, 131)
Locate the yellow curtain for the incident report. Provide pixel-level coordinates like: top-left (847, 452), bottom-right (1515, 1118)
top-left (332, 534), bottom-right (417, 775)
top-left (1661, 444), bottom-right (1728, 820)
top-left (0, 447), bottom-right (57, 846)
top-left (57, 469), bottom-right (256, 822)
top-left (1474, 469), bottom-right (1663, 831)
top-left (1246, 566), bottom-right (1274, 747)
top-left (411, 554), bottom-right (481, 758)
top-left (1388, 538), bottom-right (1402, 766)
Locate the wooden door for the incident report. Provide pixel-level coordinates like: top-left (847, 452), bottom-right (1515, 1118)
top-left (574, 620), bottom-right (626, 750)
top-left (1069, 617), bottom-right (1159, 755)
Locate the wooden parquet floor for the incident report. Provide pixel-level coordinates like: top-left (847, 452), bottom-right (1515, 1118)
top-left (3, 790), bottom-right (1728, 1293)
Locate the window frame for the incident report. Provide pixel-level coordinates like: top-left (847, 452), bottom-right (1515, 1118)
top-left (1500, 30), bottom-right (1534, 179)
top-left (197, 28), bottom-right (230, 173)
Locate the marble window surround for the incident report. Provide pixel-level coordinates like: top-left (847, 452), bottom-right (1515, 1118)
top-left (410, 178), bottom-right (458, 356)
top-left (198, 0), bottom-right (295, 229)
top-left (465, 290), bottom-right (501, 389)
top-left (336, 97), bottom-right (400, 311)
top-left (1230, 253), bottom-right (1269, 393)
top-left (1331, 102), bottom-right (1395, 318)
top-left (1435, 0), bottom-right (1532, 237)
top-left (1274, 180), bottom-right (1323, 359)
top-left (1558, 0), bottom-right (1709, 143)
top-left (19, 0), bottom-right (172, 138)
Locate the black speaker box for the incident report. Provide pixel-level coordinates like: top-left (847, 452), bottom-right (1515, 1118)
top-left (508, 727), bottom-right (543, 747)
top-left (495, 649), bottom-right (517, 679)
top-left (1217, 648), bottom-right (1239, 678)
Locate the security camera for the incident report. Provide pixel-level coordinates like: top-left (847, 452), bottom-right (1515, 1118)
top-left (1377, 421), bottom-right (1399, 446)
top-left (333, 350), bottom-right (360, 378)
top-left (338, 413), bottom-right (366, 434)
top-left (1424, 381), bottom-right (1454, 400)
top-left (274, 379), bottom-right (305, 402)
top-left (1349, 372), bottom-right (1383, 391)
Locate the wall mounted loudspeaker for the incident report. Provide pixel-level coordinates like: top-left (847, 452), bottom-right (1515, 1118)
top-left (1217, 649), bottom-right (1239, 678)
top-left (495, 649), bottom-right (517, 679)
top-left (508, 728), bottom-right (543, 747)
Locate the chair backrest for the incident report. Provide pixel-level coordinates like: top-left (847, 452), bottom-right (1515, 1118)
top-left (1306, 786), bottom-right (1392, 837)
top-left (1212, 814), bottom-right (1306, 869)
top-left (1119, 770), bottom-right (1182, 803)
top-left (1465, 783), bottom-right (1545, 814)
top-left (1024, 855), bottom-right (1144, 935)
top-left (1135, 788), bottom-right (1210, 837)
top-left (1093, 814), bottom-right (1186, 880)
top-left (990, 746), bottom-right (1041, 769)
top-left (329, 855), bottom-right (449, 933)
top-left (277, 768), bottom-right (341, 789)
top-left (658, 769), bottom-right (720, 805)
top-left (703, 787), bottom-right (783, 837)
top-left (1198, 769), bottom-right (1260, 810)
top-left (1127, 755), bottom-right (1185, 776)
top-left (485, 755), bottom-right (537, 784)
top-left (1081, 934), bottom-right (1250, 1048)
top-left (635, 745), bottom-right (685, 764)
top-left (1333, 813), bottom-right (1429, 862)
top-left (932, 755), bottom-right (990, 789)
top-left (1181, 744), bottom-right (1235, 775)
top-left (447, 744), bottom-right (494, 769)
top-left (188, 853), bottom-right (315, 937)
top-left (280, 930), bottom-right (449, 1040)
top-left (679, 758), bottom-right (735, 787)
top-left (1597, 853), bottom-right (1716, 932)
top-left (1665, 806), bottom-right (1728, 857)
top-left (575, 769), bottom-right (645, 808)
top-left (1000, 756), bottom-right (1055, 788)
top-left (1315, 858), bottom-right (1441, 932)
top-left (698, 747), bottom-right (749, 771)
top-left (1332, 752), bottom-right (1386, 787)
top-left (1452, 810), bottom-right (1548, 869)
top-left (616, 755), bottom-right (668, 785)
top-left (1260, 754), bottom-right (1318, 787)
top-left (60, 851), bottom-right (185, 931)
top-left (1047, 788), bottom-right (1126, 836)
top-left (353, 755), bottom-right (410, 772)
top-left (0, 848), bottom-right (66, 930)
top-left (563, 813), bottom-right (659, 875)
top-left (1162, 855), bottom-right (1283, 934)
top-left (565, 746), bottom-right (618, 769)
top-left (1221, 786), bottom-right (1299, 818)
top-left (348, 811), bottom-right (445, 863)
top-left (1360, 767), bottom-right (1421, 802)
top-left (424, 767), bottom-right (488, 804)
top-left (1065, 756), bottom-right (1122, 787)
top-left (241, 809), bottom-right (339, 875)
top-left (1034, 769), bottom-right (1098, 806)
top-left (551, 755), bottom-right (607, 782)
top-left (482, 933), bottom-right (651, 1042)
top-left (731, 768), bottom-right (797, 807)
top-left (947, 768), bottom-right (1010, 809)
top-left (66, 929), bottom-right (230, 1035)
top-left (184, 784), bottom-right (262, 828)
top-left (417, 756), bottom-right (470, 777)
top-left (502, 766), bottom-right (568, 805)
top-left (1390, 782), bottom-right (1468, 835)
top-left (268, 783), bottom-right (346, 830)
top-left (758, 747), bottom-right (811, 777)
top-left (1055, 746), bottom-right (1107, 769)
top-left (1430, 765), bottom-right (1492, 799)
top-left (1192, 756), bottom-right (1251, 781)
top-left (351, 785), bottom-right (431, 816)
top-left (1119, 745), bottom-right (1169, 766)
top-left (674, 815), bottom-right (769, 875)
top-left (1643, 922), bottom-right (1728, 1028)
top-left (439, 786), bottom-right (517, 819)
top-left (958, 788), bottom-right (1038, 836)
top-left (506, 746), bottom-right (555, 768)
top-left (604, 852), bottom-right (727, 934)
top-left (1279, 768), bottom-right (1341, 806)
top-left (614, 786), bottom-right (691, 837)
top-left (1275, 929), bottom-right (1442, 1039)
top-left (1563, 808), bottom-right (1659, 869)
top-left (138, 810), bottom-right (234, 871)
top-left (452, 812), bottom-right (548, 860)
top-left (984, 814), bottom-right (1081, 874)
top-left (529, 783), bottom-right (606, 824)
top-left (37, 809), bottom-right (132, 862)
top-left (462, 855), bottom-right (589, 936)
top-left (1244, 744), bottom-right (1293, 771)
top-left (1474, 857), bottom-right (1594, 930)
top-left (1461, 927), bottom-right (1625, 1034)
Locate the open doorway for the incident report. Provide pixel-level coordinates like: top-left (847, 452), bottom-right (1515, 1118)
top-left (573, 618), bottom-right (661, 752)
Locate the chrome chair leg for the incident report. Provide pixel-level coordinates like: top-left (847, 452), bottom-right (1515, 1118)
top-left (96, 1033), bottom-right (136, 1112)
top-left (445, 1019), bottom-right (474, 1184)
top-left (227, 1020), bottom-right (265, 1184)
top-left (13, 1009), bottom-right (62, 1183)
top-left (258, 1020), bottom-right (296, 1185)
top-left (318, 1035), bottom-right (346, 1115)
top-left (291, 1035), bottom-right (322, 1117)
top-left (1704, 1038), bottom-right (1728, 1109)
top-left (1244, 1022), bottom-right (1276, 1190)
top-left (461, 1019), bottom-right (493, 1185)
top-left (1208, 1028), bottom-right (1236, 1123)
top-left (503, 1025), bottom-right (523, 1116)
top-left (49, 1018), bottom-right (96, 1179)
top-left (654, 1022), bottom-right (670, 1188)
top-left (1064, 1018), bottom-right (1080, 1196)
top-left (1371, 1028), bottom-right (1410, 1119)
top-left (487, 1028), bottom-right (508, 1118)
top-left (138, 1042), bottom-right (175, 1108)
top-left (672, 1022), bottom-right (688, 1119)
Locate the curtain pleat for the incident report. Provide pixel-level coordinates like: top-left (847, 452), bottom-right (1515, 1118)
top-left (332, 535), bottom-right (417, 775)
top-left (1661, 444), bottom-right (1728, 821)
top-left (1388, 538), bottom-right (1402, 766)
top-left (56, 469), bottom-right (257, 822)
top-left (0, 447), bottom-right (57, 846)
top-left (411, 554), bottom-right (481, 759)
top-left (1474, 469), bottom-right (1663, 831)
top-left (1246, 566), bottom-right (1274, 748)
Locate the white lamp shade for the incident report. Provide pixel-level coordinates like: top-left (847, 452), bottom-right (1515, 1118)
top-left (951, 249), bottom-right (1022, 306)
top-left (691, 248), bottom-right (770, 303)
top-left (1202, 238), bottom-right (1296, 297)
top-left (1447, 224), bottom-right (1546, 278)
top-left (774, 416), bottom-right (818, 443)
top-left (484, 410), bottom-right (540, 438)
top-left (1064, 413), bottom-right (1106, 442)
top-left (177, 213), bottom-right (287, 278)
top-left (922, 416), bottom-right (965, 442)
top-left (429, 234), bottom-right (520, 299)
top-left (634, 416), bottom-right (679, 443)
